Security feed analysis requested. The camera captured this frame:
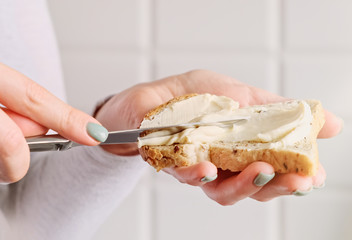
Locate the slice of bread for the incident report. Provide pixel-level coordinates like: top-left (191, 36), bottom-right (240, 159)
top-left (138, 94), bottom-right (325, 176)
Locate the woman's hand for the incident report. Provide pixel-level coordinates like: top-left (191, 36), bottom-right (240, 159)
top-left (0, 63), bottom-right (108, 183)
top-left (95, 70), bottom-right (343, 205)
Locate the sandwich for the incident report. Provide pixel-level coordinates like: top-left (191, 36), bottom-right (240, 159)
top-left (138, 93), bottom-right (325, 176)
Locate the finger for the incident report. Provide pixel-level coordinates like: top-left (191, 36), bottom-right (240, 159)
top-left (0, 109), bottom-right (30, 183)
top-left (2, 108), bottom-right (48, 137)
top-left (250, 166), bottom-right (326, 201)
top-left (318, 110), bottom-right (343, 138)
top-left (0, 63), bottom-right (106, 145)
top-left (251, 175), bottom-right (311, 201)
top-left (163, 161), bottom-right (218, 186)
top-left (311, 164), bottom-right (326, 188)
top-left (201, 162), bottom-right (275, 206)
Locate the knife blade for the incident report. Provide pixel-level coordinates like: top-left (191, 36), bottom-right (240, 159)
top-left (26, 117), bottom-right (248, 152)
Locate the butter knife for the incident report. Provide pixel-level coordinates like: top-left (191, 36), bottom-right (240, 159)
top-left (26, 118), bottom-right (248, 152)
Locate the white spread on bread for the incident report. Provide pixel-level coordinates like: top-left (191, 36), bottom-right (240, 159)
top-left (138, 94), bottom-right (313, 149)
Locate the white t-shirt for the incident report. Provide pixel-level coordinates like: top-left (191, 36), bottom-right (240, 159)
top-left (0, 1), bottom-right (146, 239)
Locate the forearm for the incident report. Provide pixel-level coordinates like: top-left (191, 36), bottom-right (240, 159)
top-left (3, 146), bottom-right (146, 240)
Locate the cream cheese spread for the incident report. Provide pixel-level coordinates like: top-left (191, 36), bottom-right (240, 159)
top-left (138, 94), bottom-right (313, 149)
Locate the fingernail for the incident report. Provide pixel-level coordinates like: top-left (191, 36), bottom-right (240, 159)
top-left (338, 117), bottom-right (344, 135)
top-left (313, 182), bottom-right (325, 190)
top-left (201, 174), bottom-right (217, 183)
top-left (293, 187), bottom-right (313, 196)
top-left (253, 172), bottom-right (275, 187)
top-left (86, 122), bottom-right (108, 142)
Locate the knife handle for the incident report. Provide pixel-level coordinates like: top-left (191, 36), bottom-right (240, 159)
top-left (26, 134), bottom-right (79, 152)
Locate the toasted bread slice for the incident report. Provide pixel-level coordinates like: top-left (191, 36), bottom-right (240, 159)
top-left (138, 94), bottom-right (325, 176)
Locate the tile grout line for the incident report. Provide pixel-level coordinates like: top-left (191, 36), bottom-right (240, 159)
top-left (140, 0), bottom-right (152, 84)
top-left (278, 0), bottom-right (286, 97)
top-left (150, 0), bottom-right (157, 81)
top-left (141, 0), bottom-right (157, 83)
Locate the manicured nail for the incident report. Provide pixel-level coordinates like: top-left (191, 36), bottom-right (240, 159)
top-left (201, 174), bottom-right (218, 183)
top-left (338, 117), bottom-right (344, 135)
top-left (313, 182), bottom-right (325, 190)
top-left (253, 172), bottom-right (275, 187)
top-left (293, 187), bottom-right (313, 196)
top-left (86, 122), bottom-right (108, 142)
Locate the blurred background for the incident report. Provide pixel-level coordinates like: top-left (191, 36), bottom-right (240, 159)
top-left (46, 0), bottom-right (351, 239)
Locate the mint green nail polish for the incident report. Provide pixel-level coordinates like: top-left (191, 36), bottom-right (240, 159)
top-left (313, 182), bottom-right (326, 190)
top-left (201, 174), bottom-right (217, 183)
top-left (253, 172), bottom-right (275, 187)
top-left (337, 117), bottom-right (344, 135)
top-left (293, 188), bottom-right (313, 196)
top-left (86, 122), bottom-right (108, 142)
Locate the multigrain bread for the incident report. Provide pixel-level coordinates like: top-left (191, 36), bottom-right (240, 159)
top-left (138, 94), bottom-right (325, 176)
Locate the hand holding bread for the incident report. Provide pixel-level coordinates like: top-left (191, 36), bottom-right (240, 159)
top-left (95, 70), bottom-right (343, 205)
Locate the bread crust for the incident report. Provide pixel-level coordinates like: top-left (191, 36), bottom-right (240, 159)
top-left (139, 141), bottom-right (318, 176)
top-left (140, 145), bottom-right (193, 171)
top-left (209, 142), bottom-right (318, 176)
top-left (143, 93), bottom-right (198, 121)
top-left (138, 95), bottom-right (325, 176)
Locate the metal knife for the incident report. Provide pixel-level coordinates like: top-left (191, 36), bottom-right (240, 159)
top-left (26, 118), bottom-right (248, 152)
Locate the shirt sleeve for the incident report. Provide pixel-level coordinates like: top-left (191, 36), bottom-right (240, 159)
top-left (1, 146), bottom-right (147, 240)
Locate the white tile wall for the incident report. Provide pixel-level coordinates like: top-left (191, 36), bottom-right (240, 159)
top-left (156, 53), bottom-right (279, 93)
top-left (47, 0), bottom-right (352, 239)
top-left (283, 188), bottom-right (352, 240)
top-left (61, 50), bottom-right (143, 113)
top-left (284, 0), bottom-right (352, 51)
top-left (155, 0), bottom-right (278, 50)
top-left (48, 0), bottom-right (144, 48)
top-left (283, 55), bottom-right (352, 119)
